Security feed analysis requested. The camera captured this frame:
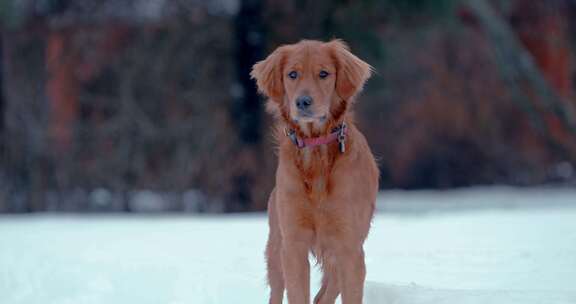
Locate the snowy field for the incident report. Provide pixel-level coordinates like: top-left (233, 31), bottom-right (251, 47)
top-left (1, 186), bottom-right (575, 304)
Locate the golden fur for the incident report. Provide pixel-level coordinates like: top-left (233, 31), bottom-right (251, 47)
top-left (251, 39), bottom-right (379, 304)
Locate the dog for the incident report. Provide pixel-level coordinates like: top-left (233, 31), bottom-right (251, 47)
top-left (251, 39), bottom-right (379, 304)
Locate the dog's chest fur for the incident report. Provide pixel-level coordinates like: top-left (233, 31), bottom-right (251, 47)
top-left (296, 145), bottom-right (338, 203)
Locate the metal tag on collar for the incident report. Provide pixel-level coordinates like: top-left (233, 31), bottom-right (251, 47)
top-left (337, 123), bottom-right (347, 153)
top-left (285, 128), bottom-right (300, 147)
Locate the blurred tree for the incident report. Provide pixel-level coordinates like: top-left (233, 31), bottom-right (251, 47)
top-left (1, 0), bottom-right (576, 213)
top-left (467, 0), bottom-right (576, 158)
top-left (3, 25), bottom-right (49, 212)
top-left (229, 0), bottom-right (265, 212)
top-left (0, 34), bottom-right (3, 144)
top-left (234, 0), bottom-right (264, 145)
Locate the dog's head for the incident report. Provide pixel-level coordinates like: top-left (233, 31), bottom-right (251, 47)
top-left (251, 40), bottom-right (372, 128)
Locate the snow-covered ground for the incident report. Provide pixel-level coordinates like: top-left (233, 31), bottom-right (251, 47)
top-left (1, 186), bottom-right (575, 304)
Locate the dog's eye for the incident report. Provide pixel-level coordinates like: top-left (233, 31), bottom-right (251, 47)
top-left (288, 71), bottom-right (298, 79)
top-left (319, 70), bottom-right (329, 79)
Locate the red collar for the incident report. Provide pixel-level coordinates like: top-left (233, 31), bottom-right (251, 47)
top-left (285, 123), bottom-right (348, 153)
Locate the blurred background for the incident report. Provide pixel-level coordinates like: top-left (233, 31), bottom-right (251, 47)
top-left (2, 2), bottom-right (576, 303)
top-left (1, 0), bottom-right (576, 214)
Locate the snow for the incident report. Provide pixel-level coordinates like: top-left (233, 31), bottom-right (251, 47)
top-left (0, 187), bottom-right (575, 304)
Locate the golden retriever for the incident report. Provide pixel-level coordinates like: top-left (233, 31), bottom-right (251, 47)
top-left (251, 39), bottom-right (379, 304)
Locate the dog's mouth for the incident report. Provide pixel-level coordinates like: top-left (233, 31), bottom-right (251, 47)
top-left (295, 113), bottom-right (327, 123)
top-left (295, 109), bottom-right (328, 123)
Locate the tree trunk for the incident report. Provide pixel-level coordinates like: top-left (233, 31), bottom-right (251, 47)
top-left (3, 29), bottom-right (50, 212)
top-left (0, 32), bottom-right (4, 213)
top-left (467, 0), bottom-right (576, 140)
top-left (466, 0), bottom-right (576, 165)
top-left (0, 33), bottom-right (3, 142)
top-left (229, 0), bottom-right (265, 212)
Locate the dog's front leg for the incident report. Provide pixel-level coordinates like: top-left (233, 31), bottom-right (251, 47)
top-left (336, 245), bottom-right (366, 304)
top-left (282, 239), bottom-right (311, 304)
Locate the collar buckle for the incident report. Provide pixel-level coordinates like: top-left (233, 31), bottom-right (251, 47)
top-left (337, 123), bottom-right (347, 153)
top-left (285, 128), bottom-right (302, 148)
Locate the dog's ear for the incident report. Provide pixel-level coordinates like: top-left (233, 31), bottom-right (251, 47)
top-left (251, 46), bottom-right (290, 101)
top-left (328, 40), bottom-right (372, 101)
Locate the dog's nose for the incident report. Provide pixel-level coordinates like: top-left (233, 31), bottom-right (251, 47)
top-left (296, 95), bottom-right (313, 110)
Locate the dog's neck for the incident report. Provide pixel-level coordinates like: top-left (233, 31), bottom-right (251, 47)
top-left (282, 118), bottom-right (352, 200)
top-left (276, 105), bottom-right (354, 199)
top-left (280, 113), bottom-right (353, 167)
top-left (292, 119), bottom-right (342, 139)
